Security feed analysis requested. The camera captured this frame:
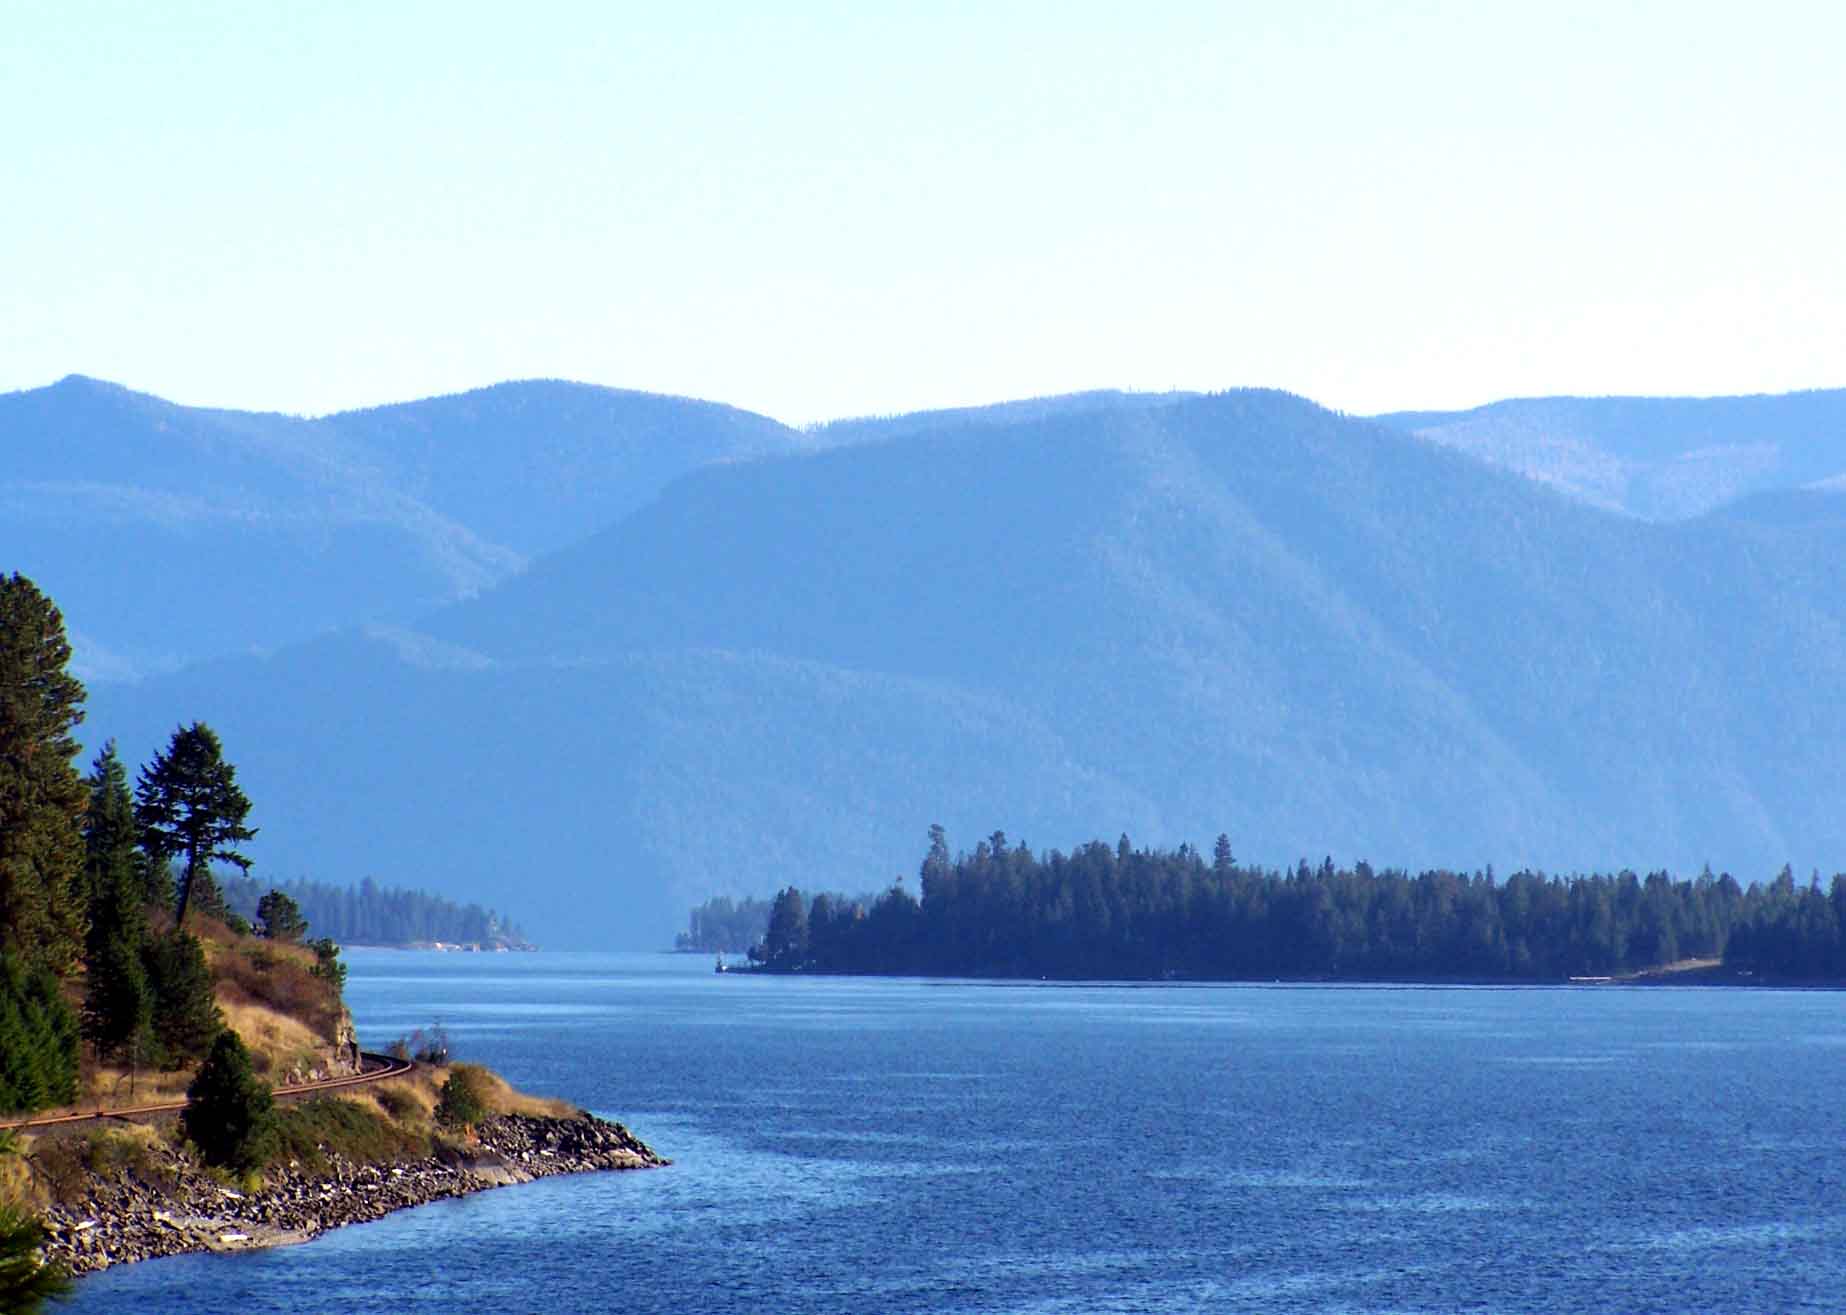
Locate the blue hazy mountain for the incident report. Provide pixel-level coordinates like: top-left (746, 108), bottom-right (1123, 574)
top-left (1375, 390), bottom-right (1846, 520)
top-left (1, 375), bottom-right (802, 680)
top-left (80, 389), bottom-right (1846, 949)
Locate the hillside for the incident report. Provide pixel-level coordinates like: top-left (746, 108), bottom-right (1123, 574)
top-left (81, 389), bottom-right (1846, 949)
top-left (1375, 390), bottom-right (1846, 520)
top-left (0, 375), bottom-right (803, 680)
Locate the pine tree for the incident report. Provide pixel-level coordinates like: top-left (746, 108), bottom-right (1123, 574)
top-left (81, 743), bottom-right (156, 1068)
top-left (142, 857), bottom-right (176, 914)
top-left (143, 929), bottom-right (223, 1067)
top-left (255, 889), bottom-right (307, 941)
top-left (0, 953), bottom-right (79, 1114)
top-left (762, 887), bottom-right (807, 967)
top-left (0, 574), bottom-right (89, 975)
top-left (182, 1030), bottom-right (274, 1172)
top-left (81, 742), bottom-right (142, 911)
top-left (135, 723), bottom-right (256, 927)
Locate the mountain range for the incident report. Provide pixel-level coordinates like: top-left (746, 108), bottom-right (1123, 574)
top-left (2, 375), bottom-right (800, 680)
top-left (8, 375), bottom-right (1845, 948)
top-left (1376, 391), bottom-right (1846, 521)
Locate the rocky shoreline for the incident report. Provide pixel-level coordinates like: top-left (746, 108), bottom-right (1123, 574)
top-left (39, 1113), bottom-right (667, 1276)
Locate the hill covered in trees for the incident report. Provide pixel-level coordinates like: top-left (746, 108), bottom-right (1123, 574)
top-left (220, 876), bottom-right (529, 949)
top-left (1374, 389), bottom-right (1846, 520)
top-left (737, 829), bottom-right (1846, 983)
top-left (38, 382), bottom-right (1846, 948)
top-left (0, 572), bottom-right (357, 1119)
top-left (0, 375), bottom-right (805, 681)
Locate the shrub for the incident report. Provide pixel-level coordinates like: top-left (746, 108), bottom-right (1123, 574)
top-left (434, 1067), bottom-right (487, 1131)
top-left (411, 1023), bottom-right (450, 1066)
top-left (22, 1137), bottom-right (92, 1209)
top-left (308, 938), bottom-right (346, 993)
top-left (182, 1031), bottom-right (275, 1172)
top-left (0, 1200), bottom-right (70, 1313)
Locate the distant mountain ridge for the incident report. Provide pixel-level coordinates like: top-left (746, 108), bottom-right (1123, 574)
top-left (1, 374), bottom-right (804, 680)
top-left (1374, 390), bottom-right (1846, 520)
top-left (72, 386), bottom-right (1846, 950)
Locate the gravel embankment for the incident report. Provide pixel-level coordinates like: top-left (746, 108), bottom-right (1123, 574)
top-left (39, 1113), bottom-right (666, 1275)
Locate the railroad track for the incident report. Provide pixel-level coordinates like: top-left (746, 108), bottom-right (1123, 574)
top-left (0, 1051), bottom-right (416, 1132)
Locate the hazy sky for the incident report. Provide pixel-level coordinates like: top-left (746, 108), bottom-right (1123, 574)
top-left (6, 1), bottom-right (1843, 422)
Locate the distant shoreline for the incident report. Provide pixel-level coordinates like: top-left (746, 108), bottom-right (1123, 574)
top-left (343, 940), bottom-right (538, 953)
top-left (723, 961), bottom-right (1846, 990)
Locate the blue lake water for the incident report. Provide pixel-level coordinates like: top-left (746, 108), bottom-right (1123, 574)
top-left (64, 951), bottom-right (1846, 1313)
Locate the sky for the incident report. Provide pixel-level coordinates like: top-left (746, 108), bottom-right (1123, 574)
top-left (5, 0), bottom-right (1844, 423)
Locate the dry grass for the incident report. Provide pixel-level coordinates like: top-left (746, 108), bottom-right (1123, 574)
top-left (20, 1124), bottom-right (174, 1208)
top-left (210, 939), bottom-right (341, 1042)
top-left (82, 1063), bottom-right (192, 1106)
top-left (220, 1001), bottom-right (327, 1081)
top-left (453, 1063), bottom-right (578, 1118)
top-left (0, 1137), bottom-right (36, 1206)
top-left (369, 1063), bottom-right (576, 1125)
top-left (371, 1071), bottom-right (440, 1122)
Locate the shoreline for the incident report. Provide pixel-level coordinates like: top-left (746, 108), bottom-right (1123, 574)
top-left (39, 1111), bottom-right (666, 1277)
top-left (728, 962), bottom-right (1842, 989)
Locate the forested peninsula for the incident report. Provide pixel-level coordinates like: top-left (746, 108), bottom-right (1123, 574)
top-left (716, 827), bottom-right (1846, 984)
top-left (0, 573), bottom-right (654, 1304)
top-left (219, 875), bottom-right (532, 951)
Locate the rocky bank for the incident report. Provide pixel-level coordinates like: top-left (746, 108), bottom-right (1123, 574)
top-left (38, 1113), bottom-right (666, 1276)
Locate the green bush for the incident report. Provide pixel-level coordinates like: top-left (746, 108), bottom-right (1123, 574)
top-left (434, 1067), bottom-right (487, 1130)
top-left (307, 938), bottom-right (346, 993)
top-left (182, 1031), bottom-right (274, 1172)
top-left (0, 1201), bottom-right (70, 1313)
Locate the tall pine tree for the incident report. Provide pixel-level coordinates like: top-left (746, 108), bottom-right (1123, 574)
top-left (81, 743), bottom-right (155, 1071)
top-left (142, 929), bottom-right (222, 1067)
top-left (0, 574), bottom-right (88, 974)
top-left (135, 723), bottom-right (256, 927)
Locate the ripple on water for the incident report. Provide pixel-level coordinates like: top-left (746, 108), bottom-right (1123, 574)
top-left (1338, 1192), bottom-right (1512, 1214)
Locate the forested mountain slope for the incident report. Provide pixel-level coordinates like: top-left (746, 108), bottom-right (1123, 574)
top-left (1375, 389), bottom-right (1846, 520)
top-left (82, 390), bottom-right (1846, 949)
top-left (1, 375), bottom-right (802, 679)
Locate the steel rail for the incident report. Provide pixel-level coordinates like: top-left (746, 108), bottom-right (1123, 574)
top-left (0, 1052), bottom-right (416, 1132)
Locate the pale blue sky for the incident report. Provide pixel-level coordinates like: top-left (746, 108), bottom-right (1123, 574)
top-left (5, 1), bottom-right (1843, 422)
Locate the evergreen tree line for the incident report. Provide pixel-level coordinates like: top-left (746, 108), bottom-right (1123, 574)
top-left (742, 826), bottom-right (1846, 982)
top-left (0, 725), bottom-right (250, 1111)
top-left (220, 874), bottom-right (526, 948)
top-left (0, 573), bottom-right (323, 1114)
top-left (676, 895), bottom-right (777, 954)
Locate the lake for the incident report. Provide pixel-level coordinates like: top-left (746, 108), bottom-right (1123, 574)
top-left (63, 951), bottom-right (1846, 1313)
